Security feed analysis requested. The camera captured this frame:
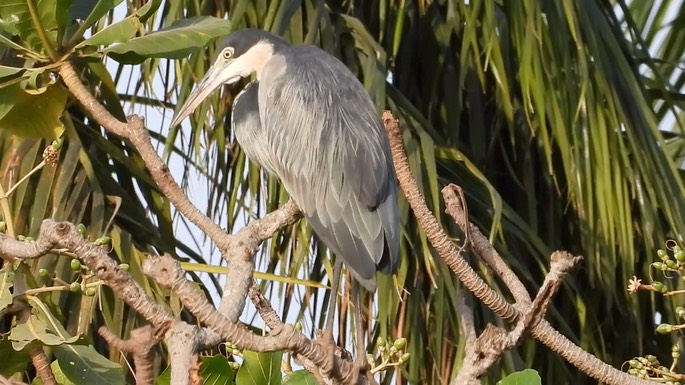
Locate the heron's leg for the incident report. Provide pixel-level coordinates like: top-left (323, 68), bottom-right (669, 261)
top-left (351, 280), bottom-right (367, 367)
top-left (324, 258), bottom-right (343, 334)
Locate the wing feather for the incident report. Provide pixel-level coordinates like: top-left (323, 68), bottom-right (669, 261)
top-left (257, 46), bottom-right (400, 290)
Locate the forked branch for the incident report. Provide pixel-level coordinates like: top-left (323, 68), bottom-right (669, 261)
top-left (382, 110), bottom-right (651, 385)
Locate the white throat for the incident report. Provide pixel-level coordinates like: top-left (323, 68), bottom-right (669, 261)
top-left (241, 42), bottom-right (275, 81)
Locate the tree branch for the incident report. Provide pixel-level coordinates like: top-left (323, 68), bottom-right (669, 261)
top-left (99, 325), bottom-right (161, 385)
top-left (382, 110), bottom-right (652, 385)
top-left (442, 184), bottom-right (531, 307)
top-left (143, 255), bottom-right (362, 385)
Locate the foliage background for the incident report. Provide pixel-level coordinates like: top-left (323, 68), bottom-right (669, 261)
top-left (1, 0), bottom-right (685, 384)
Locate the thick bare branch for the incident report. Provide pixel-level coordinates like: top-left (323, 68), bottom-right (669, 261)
top-left (248, 282), bottom-right (337, 385)
top-left (99, 325), bottom-right (161, 385)
top-left (219, 199), bottom-right (301, 321)
top-left (144, 255), bottom-right (361, 385)
top-left (0, 232), bottom-right (55, 261)
top-left (7, 220), bottom-right (176, 327)
top-left (58, 63), bottom-right (229, 250)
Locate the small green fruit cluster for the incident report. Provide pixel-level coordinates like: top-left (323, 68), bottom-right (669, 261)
top-left (367, 337), bottom-right (410, 372)
top-left (224, 342), bottom-right (242, 358)
top-left (627, 344), bottom-right (682, 383)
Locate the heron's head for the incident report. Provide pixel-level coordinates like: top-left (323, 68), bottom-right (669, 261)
top-left (170, 29), bottom-right (288, 127)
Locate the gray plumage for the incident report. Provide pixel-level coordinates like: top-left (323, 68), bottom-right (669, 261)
top-left (172, 29), bottom-right (400, 291)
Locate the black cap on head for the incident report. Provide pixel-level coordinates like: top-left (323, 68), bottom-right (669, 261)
top-left (215, 29), bottom-right (289, 59)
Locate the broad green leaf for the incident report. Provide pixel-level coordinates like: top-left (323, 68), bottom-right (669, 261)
top-left (0, 265), bottom-right (14, 311)
top-left (0, 84), bottom-right (66, 139)
top-left (53, 344), bottom-right (126, 385)
top-left (50, 360), bottom-right (78, 385)
top-left (105, 16), bottom-right (232, 64)
top-left (0, 83), bottom-right (21, 121)
top-left (497, 369), bottom-right (542, 385)
top-left (9, 314), bottom-right (76, 350)
top-left (27, 296), bottom-right (81, 345)
top-left (78, 15), bottom-right (142, 47)
top-left (0, 34), bottom-right (30, 52)
top-left (0, 336), bottom-right (30, 376)
top-left (200, 355), bottom-right (236, 384)
top-left (76, 0), bottom-right (161, 48)
top-left (0, 65), bottom-right (23, 78)
top-left (236, 350), bottom-right (283, 385)
top-left (283, 370), bottom-right (319, 385)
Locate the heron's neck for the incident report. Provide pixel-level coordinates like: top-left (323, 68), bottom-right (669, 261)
top-left (244, 42), bottom-right (276, 81)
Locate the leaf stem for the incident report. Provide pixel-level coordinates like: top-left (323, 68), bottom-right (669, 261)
top-left (1, 160), bottom-right (46, 199)
top-left (0, 183), bottom-right (15, 237)
top-left (26, 0), bottom-right (59, 61)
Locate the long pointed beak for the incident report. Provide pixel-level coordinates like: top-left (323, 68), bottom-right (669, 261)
top-left (170, 61), bottom-right (241, 127)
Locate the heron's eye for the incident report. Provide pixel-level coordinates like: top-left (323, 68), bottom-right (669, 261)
top-left (222, 48), bottom-right (234, 60)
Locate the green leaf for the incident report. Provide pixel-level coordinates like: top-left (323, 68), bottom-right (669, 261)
top-left (497, 369), bottom-right (542, 385)
top-left (0, 84), bottom-right (66, 139)
top-left (50, 359), bottom-right (78, 385)
top-left (236, 350), bottom-right (283, 385)
top-left (76, 0), bottom-right (124, 33)
top-left (0, 265), bottom-right (14, 312)
top-left (200, 355), bottom-right (236, 384)
top-left (0, 336), bottom-right (30, 377)
top-left (76, 0), bottom-right (161, 48)
top-left (53, 344), bottom-right (126, 385)
top-left (0, 33), bottom-right (33, 52)
top-left (104, 16), bottom-right (232, 64)
top-left (283, 370), bottom-right (319, 385)
top-left (0, 65), bottom-right (24, 79)
top-left (78, 15), bottom-right (142, 47)
top-left (9, 314), bottom-right (76, 350)
top-left (0, 0), bottom-right (58, 53)
top-left (134, 0), bottom-right (162, 23)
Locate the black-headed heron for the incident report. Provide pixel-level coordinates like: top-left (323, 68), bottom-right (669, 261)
top-left (171, 28), bottom-right (400, 362)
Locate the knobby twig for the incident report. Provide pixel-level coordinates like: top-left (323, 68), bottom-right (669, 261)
top-left (0, 220), bottom-right (175, 327)
top-left (218, 198), bottom-right (301, 321)
top-left (451, 294), bottom-right (479, 385)
top-left (452, 251), bottom-right (582, 384)
top-left (99, 325), bottom-right (161, 385)
top-left (443, 185), bottom-right (531, 307)
top-left (248, 282), bottom-right (335, 385)
top-left (382, 110), bottom-right (652, 385)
